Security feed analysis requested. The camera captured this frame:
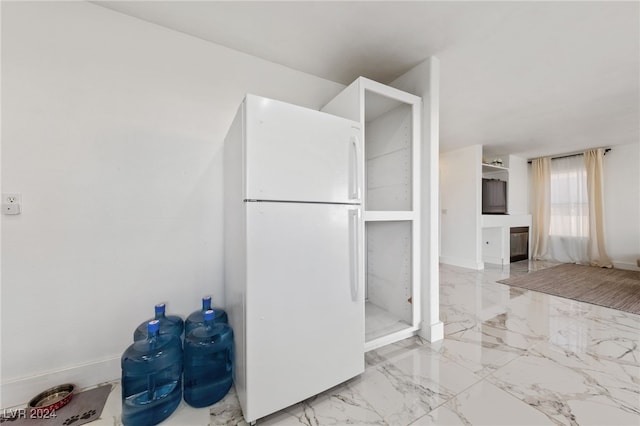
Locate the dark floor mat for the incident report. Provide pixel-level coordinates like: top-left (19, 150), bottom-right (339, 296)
top-left (1, 384), bottom-right (112, 426)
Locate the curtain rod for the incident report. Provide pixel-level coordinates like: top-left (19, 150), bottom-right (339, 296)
top-left (527, 148), bottom-right (611, 164)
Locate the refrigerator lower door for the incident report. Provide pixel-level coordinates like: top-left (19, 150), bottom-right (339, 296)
top-left (243, 201), bottom-right (364, 422)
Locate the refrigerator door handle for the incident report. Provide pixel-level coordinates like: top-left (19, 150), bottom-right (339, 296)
top-left (349, 208), bottom-right (360, 302)
top-left (349, 136), bottom-right (361, 201)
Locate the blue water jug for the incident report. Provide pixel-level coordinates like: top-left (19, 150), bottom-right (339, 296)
top-left (122, 320), bottom-right (182, 425)
top-left (184, 310), bottom-right (234, 407)
top-left (133, 303), bottom-right (184, 341)
top-left (185, 296), bottom-right (228, 335)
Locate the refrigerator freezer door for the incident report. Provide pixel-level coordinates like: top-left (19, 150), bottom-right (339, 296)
top-left (244, 201), bottom-right (364, 422)
top-left (244, 95), bottom-right (362, 204)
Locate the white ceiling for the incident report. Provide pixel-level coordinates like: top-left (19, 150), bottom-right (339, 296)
top-left (94, 1), bottom-right (639, 159)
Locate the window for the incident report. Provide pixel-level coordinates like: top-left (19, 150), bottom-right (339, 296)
top-left (547, 154), bottom-right (589, 263)
top-left (549, 155), bottom-right (588, 238)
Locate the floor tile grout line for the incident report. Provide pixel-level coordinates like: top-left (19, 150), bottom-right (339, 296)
top-left (408, 349), bottom-right (536, 426)
top-left (413, 260), bottom-right (565, 424)
top-left (409, 349), bottom-right (527, 425)
top-left (413, 260), bottom-right (635, 425)
top-left (479, 374), bottom-right (562, 426)
top-left (481, 378), bottom-right (558, 424)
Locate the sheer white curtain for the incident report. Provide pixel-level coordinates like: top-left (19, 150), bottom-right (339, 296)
top-left (585, 149), bottom-right (612, 267)
top-left (531, 158), bottom-right (550, 259)
top-left (547, 155), bottom-right (589, 263)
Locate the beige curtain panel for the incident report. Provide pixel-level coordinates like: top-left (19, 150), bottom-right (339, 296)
top-left (531, 157), bottom-right (551, 259)
top-left (584, 148), bottom-right (613, 268)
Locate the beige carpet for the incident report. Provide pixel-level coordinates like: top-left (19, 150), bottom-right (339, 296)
top-left (497, 263), bottom-right (640, 315)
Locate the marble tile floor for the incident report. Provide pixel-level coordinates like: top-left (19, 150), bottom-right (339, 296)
top-left (95, 260), bottom-right (639, 425)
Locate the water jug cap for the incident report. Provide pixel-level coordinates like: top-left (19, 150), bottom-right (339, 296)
top-left (202, 296), bottom-right (212, 310)
top-left (155, 303), bottom-right (166, 314)
top-left (204, 309), bottom-right (215, 321)
top-left (148, 320), bottom-right (160, 333)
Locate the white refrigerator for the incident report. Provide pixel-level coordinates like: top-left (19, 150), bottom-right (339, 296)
top-left (224, 94), bottom-right (365, 423)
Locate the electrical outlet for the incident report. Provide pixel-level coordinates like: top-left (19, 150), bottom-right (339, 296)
top-left (3, 203), bottom-right (21, 215)
top-left (2, 193), bottom-right (22, 215)
top-left (3, 193), bottom-right (21, 204)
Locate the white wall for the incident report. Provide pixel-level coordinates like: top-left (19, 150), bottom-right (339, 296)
top-left (508, 155), bottom-right (529, 214)
top-left (1, 1), bottom-right (344, 406)
top-left (603, 142), bottom-right (640, 270)
top-left (390, 58), bottom-right (444, 342)
top-left (439, 144), bottom-right (483, 269)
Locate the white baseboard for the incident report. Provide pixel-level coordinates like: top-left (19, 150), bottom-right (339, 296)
top-left (418, 321), bottom-right (444, 342)
top-left (482, 255), bottom-right (504, 266)
top-left (612, 260), bottom-right (640, 271)
top-left (364, 326), bottom-right (421, 352)
top-left (1, 357), bottom-right (120, 409)
top-left (440, 256), bottom-right (484, 270)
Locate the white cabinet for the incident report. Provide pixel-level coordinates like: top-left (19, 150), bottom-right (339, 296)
top-left (482, 226), bottom-right (509, 265)
top-left (323, 77), bottom-right (422, 350)
top-left (481, 214), bottom-right (532, 265)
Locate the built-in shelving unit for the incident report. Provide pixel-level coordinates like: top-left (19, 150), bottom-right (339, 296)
top-left (480, 153), bottom-right (531, 265)
top-left (322, 77), bottom-right (422, 351)
top-left (482, 163), bottom-right (508, 173)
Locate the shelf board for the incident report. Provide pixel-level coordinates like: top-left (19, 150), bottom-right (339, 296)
top-left (482, 163), bottom-right (508, 173)
top-left (364, 211), bottom-right (416, 222)
top-left (363, 78), bottom-right (422, 122)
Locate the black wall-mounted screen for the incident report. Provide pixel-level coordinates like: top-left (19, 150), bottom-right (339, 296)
top-left (482, 178), bottom-right (507, 214)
